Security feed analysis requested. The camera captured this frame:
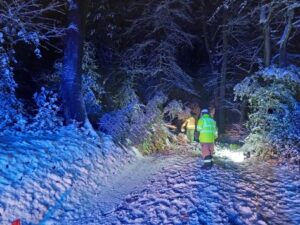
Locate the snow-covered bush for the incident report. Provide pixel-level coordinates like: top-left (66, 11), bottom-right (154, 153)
top-left (0, 49), bottom-right (26, 132)
top-left (131, 93), bottom-right (170, 154)
top-left (99, 92), bottom-right (169, 154)
top-left (129, 92), bottom-right (167, 145)
top-left (99, 101), bottom-right (139, 143)
top-left (235, 66), bottom-right (300, 160)
top-left (28, 87), bottom-right (63, 133)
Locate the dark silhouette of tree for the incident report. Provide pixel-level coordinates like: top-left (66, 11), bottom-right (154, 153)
top-left (61, 0), bottom-right (89, 124)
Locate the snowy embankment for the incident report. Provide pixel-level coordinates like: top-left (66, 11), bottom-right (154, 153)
top-left (0, 127), bottom-right (138, 225)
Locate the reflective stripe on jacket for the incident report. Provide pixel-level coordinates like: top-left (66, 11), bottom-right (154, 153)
top-left (197, 114), bottom-right (217, 143)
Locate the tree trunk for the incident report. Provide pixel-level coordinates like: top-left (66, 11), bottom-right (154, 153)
top-left (218, 26), bottom-right (228, 133)
top-left (61, 0), bottom-right (89, 124)
top-left (264, 25), bottom-right (271, 67)
top-left (201, 3), bottom-right (218, 103)
top-left (201, 4), bottom-right (214, 73)
top-left (279, 8), bottom-right (294, 67)
top-left (260, 5), bottom-right (272, 67)
top-left (239, 99), bottom-right (247, 125)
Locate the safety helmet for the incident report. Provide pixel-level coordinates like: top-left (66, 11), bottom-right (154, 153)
top-left (201, 109), bottom-right (209, 114)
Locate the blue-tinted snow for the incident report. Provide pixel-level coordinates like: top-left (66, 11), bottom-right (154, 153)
top-left (48, 153), bottom-right (299, 225)
top-left (0, 127), bottom-right (137, 225)
top-left (0, 132), bottom-right (299, 225)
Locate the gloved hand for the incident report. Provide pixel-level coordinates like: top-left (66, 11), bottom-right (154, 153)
top-left (181, 128), bottom-right (185, 133)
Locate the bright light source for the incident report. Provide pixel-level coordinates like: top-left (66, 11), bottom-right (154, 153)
top-left (216, 148), bottom-right (245, 163)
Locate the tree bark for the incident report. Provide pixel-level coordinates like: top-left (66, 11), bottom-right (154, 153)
top-left (61, 0), bottom-right (89, 124)
top-left (260, 5), bottom-right (272, 67)
top-left (201, 3), bottom-right (215, 74)
top-left (201, 2), bottom-right (218, 104)
top-left (239, 99), bottom-right (247, 125)
top-left (279, 8), bottom-right (294, 67)
top-left (218, 26), bottom-right (228, 133)
top-left (264, 24), bottom-right (271, 67)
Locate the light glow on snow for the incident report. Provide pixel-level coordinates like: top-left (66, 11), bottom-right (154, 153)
top-left (216, 148), bottom-right (245, 163)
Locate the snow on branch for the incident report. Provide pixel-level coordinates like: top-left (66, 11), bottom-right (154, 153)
top-left (0, 0), bottom-right (65, 50)
top-left (122, 0), bottom-right (197, 96)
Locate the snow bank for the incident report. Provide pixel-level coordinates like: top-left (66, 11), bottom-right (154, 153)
top-left (0, 127), bottom-right (137, 225)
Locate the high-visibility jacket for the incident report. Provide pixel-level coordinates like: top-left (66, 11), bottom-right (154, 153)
top-left (197, 114), bottom-right (217, 143)
top-left (182, 116), bottom-right (196, 130)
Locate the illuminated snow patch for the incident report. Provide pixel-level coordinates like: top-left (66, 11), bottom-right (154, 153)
top-left (216, 148), bottom-right (245, 163)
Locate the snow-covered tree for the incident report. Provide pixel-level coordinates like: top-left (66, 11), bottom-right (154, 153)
top-left (255, 0), bottom-right (300, 67)
top-left (198, 0), bottom-right (300, 131)
top-left (34, 42), bottom-right (104, 122)
top-left (0, 0), bottom-right (64, 49)
top-left (123, 0), bottom-right (196, 97)
top-left (0, 48), bottom-right (26, 131)
top-left (235, 66), bottom-right (300, 158)
top-left (197, 0), bottom-right (261, 131)
top-left (0, 0), bottom-right (64, 131)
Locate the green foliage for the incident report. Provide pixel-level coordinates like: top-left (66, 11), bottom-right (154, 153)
top-left (229, 144), bottom-right (240, 150)
top-left (235, 66), bottom-right (300, 159)
top-left (139, 125), bottom-right (169, 155)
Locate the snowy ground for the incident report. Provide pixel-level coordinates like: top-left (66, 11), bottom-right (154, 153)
top-left (0, 128), bottom-right (137, 225)
top-left (49, 151), bottom-right (299, 225)
top-left (1, 132), bottom-right (299, 225)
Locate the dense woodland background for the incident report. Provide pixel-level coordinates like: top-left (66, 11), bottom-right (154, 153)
top-left (1, 0), bottom-right (300, 161)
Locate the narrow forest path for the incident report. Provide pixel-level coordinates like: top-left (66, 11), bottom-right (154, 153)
top-left (47, 153), bottom-right (300, 225)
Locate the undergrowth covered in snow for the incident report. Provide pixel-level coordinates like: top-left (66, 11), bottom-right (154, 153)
top-left (0, 49), bottom-right (27, 132)
top-left (99, 92), bottom-right (172, 154)
top-left (27, 87), bottom-right (63, 133)
top-left (99, 91), bottom-right (198, 155)
top-left (235, 66), bottom-right (300, 163)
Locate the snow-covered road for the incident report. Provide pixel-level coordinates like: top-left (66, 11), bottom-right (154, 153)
top-left (49, 154), bottom-right (300, 225)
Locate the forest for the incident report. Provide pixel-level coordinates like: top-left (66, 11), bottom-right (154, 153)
top-left (0, 0), bottom-right (300, 224)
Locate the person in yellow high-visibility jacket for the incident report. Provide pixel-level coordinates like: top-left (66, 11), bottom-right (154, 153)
top-left (197, 109), bottom-right (218, 168)
top-left (181, 113), bottom-right (196, 143)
